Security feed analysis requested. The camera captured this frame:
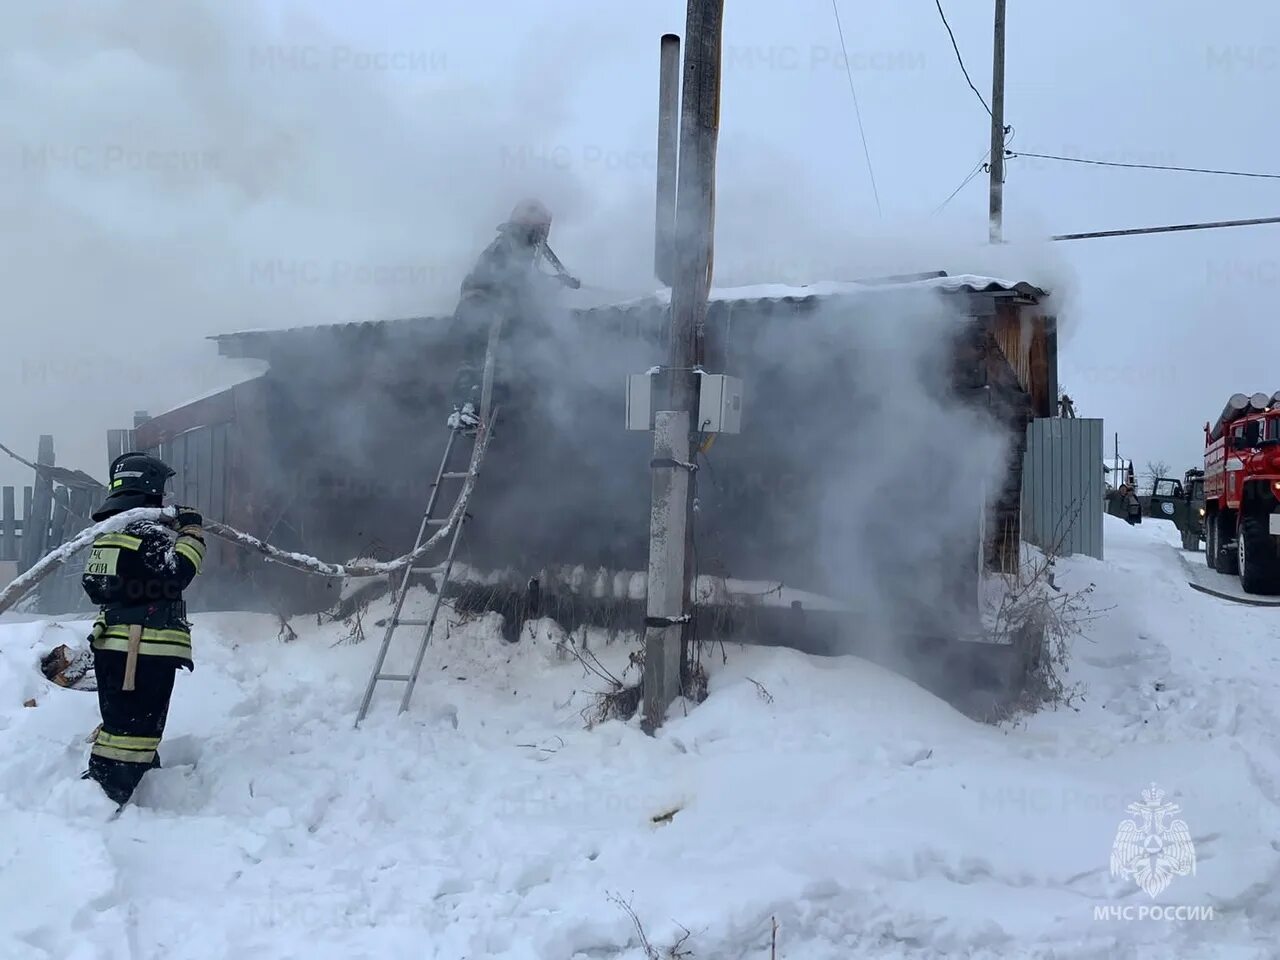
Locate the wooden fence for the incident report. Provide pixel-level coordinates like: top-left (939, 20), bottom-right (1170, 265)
top-left (0, 414), bottom-right (149, 614)
top-left (0, 484), bottom-right (31, 562)
top-left (0, 483), bottom-right (32, 592)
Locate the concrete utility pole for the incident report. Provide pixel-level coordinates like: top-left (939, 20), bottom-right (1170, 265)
top-left (988, 0), bottom-right (1007, 244)
top-left (642, 0), bottom-right (723, 733)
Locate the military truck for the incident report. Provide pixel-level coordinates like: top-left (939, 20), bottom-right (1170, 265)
top-left (1147, 469), bottom-right (1205, 551)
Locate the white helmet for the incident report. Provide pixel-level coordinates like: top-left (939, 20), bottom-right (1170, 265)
top-left (507, 198), bottom-right (552, 241)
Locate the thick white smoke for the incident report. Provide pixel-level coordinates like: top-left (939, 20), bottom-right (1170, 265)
top-left (1, 0), bottom-right (1081, 494)
top-left (3, 1), bottom-right (1065, 681)
top-left (733, 288), bottom-right (1013, 660)
top-left (0, 1), bottom-right (629, 486)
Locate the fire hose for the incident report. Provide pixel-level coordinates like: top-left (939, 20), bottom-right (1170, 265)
top-left (0, 418), bottom-right (492, 617)
top-left (539, 243), bottom-right (580, 289)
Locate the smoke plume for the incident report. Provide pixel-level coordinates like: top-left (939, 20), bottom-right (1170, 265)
top-left (4, 0), bottom-right (1064, 691)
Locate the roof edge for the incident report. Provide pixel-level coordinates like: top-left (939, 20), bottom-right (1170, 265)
top-left (209, 271), bottom-right (1051, 346)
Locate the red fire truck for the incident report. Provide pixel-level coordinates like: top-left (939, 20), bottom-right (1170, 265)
top-left (1203, 391), bottom-right (1280, 593)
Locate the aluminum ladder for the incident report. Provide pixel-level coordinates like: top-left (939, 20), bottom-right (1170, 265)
top-left (354, 310), bottom-right (506, 725)
top-left (353, 409), bottom-right (498, 725)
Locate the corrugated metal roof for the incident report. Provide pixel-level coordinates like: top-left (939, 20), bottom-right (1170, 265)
top-left (636, 273), bottom-right (1047, 305)
top-left (210, 271), bottom-right (1048, 353)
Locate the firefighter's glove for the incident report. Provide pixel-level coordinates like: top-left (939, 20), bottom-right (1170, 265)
top-left (176, 507), bottom-right (204, 536)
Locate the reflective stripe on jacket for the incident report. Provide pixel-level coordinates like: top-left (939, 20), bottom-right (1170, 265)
top-left (82, 519), bottom-right (202, 669)
top-left (91, 620), bottom-right (192, 661)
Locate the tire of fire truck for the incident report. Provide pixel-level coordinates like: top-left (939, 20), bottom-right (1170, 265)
top-left (1237, 514), bottom-right (1280, 594)
top-left (1205, 514), bottom-right (1219, 570)
top-left (1215, 514), bottom-right (1239, 575)
top-left (1181, 528), bottom-right (1200, 552)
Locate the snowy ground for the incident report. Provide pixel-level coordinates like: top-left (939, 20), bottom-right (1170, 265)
top-left (3, 515), bottom-right (1279, 959)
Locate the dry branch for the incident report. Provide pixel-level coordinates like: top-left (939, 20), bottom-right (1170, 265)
top-left (607, 892), bottom-right (693, 960)
top-left (275, 614), bottom-right (298, 644)
top-left (744, 676), bottom-right (773, 704)
top-left (984, 498), bottom-right (1103, 717)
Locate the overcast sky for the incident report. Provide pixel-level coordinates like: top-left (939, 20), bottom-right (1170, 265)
top-left (2, 0), bottom-right (1277, 490)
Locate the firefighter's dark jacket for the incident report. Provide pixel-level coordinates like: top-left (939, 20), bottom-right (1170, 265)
top-left (81, 519), bottom-right (205, 670)
top-left (457, 226), bottom-right (555, 320)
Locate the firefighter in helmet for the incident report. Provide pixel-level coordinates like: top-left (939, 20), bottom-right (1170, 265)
top-left (81, 453), bottom-right (205, 806)
top-left (448, 198), bottom-right (580, 432)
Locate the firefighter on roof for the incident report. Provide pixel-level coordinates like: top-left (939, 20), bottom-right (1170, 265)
top-left (81, 453), bottom-right (205, 806)
top-left (448, 198), bottom-right (580, 433)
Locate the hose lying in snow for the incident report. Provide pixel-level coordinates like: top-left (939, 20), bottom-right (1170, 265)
top-left (0, 417), bottom-right (493, 617)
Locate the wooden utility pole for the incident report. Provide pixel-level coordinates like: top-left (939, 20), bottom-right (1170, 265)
top-left (655, 34), bottom-right (681, 285)
top-left (668, 0), bottom-right (721, 418)
top-left (642, 0), bottom-right (723, 733)
top-left (988, 0), bottom-right (1007, 243)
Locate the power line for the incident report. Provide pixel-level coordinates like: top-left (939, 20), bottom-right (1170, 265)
top-left (1008, 151), bottom-right (1280, 180)
top-left (934, 0), bottom-right (991, 117)
top-left (1051, 215), bottom-right (1280, 242)
top-left (830, 0), bottom-right (882, 216)
top-left (932, 148), bottom-right (990, 215)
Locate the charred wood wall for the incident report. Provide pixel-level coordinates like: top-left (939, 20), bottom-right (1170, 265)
top-left (952, 322), bottom-right (1034, 572)
top-left (191, 292), bottom-right (1050, 614)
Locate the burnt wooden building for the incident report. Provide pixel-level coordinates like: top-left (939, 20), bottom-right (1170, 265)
top-left (134, 272), bottom-right (1056, 654)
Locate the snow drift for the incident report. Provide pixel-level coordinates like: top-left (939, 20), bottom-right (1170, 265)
top-left (3, 517), bottom-right (1278, 957)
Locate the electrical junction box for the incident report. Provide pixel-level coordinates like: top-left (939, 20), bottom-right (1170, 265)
top-left (625, 372), bottom-right (743, 434)
top-left (697, 373), bottom-right (743, 434)
top-left (625, 374), bottom-right (654, 431)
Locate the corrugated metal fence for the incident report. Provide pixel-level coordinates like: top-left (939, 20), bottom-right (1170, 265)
top-left (1021, 417), bottom-right (1104, 560)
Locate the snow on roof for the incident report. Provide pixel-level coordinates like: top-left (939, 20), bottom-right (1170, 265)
top-left (163, 359), bottom-right (270, 409)
top-left (211, 314), bottom-right (448, 343)
top-left (640, 273), bottom-right (1047, 306)
top-left (210, 272), bottom-right (1048, 345)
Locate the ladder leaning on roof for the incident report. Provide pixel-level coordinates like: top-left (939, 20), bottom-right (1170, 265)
top-left (353, 315), bottom-right (503, 726)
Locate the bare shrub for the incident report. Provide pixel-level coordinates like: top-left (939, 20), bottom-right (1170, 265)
top-left (984, 502), bottom-right (1108, 719)
top-left (556, 630), bottom-right (643, 727)
top-left (985, 545), bottom-right (1095, 717)
top-left (275, 611), bottom-right (298, 644)
top-left (607, 892), bottom-right (693, 959)
top-left (330, 599), bottom-right (369, 647)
